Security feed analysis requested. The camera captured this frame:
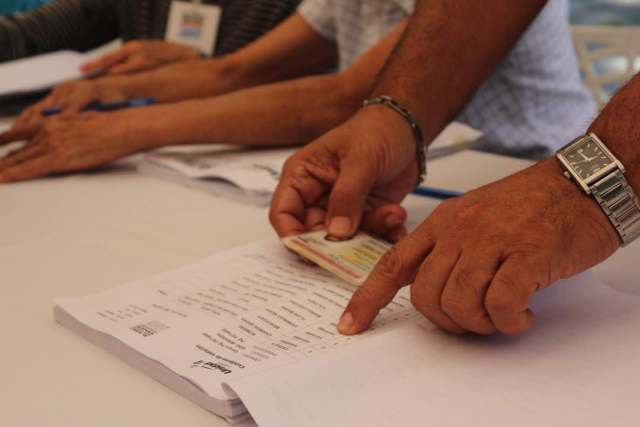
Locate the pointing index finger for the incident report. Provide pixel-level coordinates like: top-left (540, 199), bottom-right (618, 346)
top-left (337, 227), bottom-right (436, 335)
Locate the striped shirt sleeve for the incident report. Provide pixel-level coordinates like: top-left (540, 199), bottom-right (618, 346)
top-left (0, 0), bottom-right (118, 62)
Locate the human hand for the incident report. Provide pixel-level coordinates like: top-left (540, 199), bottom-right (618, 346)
top-left (81, 40), bottom-right (200, 76)
top-left (0, 111), bottom-right (153, 182)
top-left (337, 158), bottom-right (621, 336)
top-left (12, 80), bottom-right (126, 131)
top-left (270, 106), bottom-right (421, 242)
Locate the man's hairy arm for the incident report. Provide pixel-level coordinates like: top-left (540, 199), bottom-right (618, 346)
top-left (371, 0), bottom-right (547, 141)
top-left (589, 76), bottom-right (640, 192)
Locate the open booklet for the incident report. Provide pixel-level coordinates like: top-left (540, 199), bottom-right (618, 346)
top-left (55, 239), bottom-right (640, 426)
top-left (137, 122), bottom-right (483, 206)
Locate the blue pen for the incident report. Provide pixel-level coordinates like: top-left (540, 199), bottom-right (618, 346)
top-left (42, 97), bottom-right (156, 116)
top-left (412, 186), bottom-right (463, 200)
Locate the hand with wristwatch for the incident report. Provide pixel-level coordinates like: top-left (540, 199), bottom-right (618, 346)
top-left (556, 133), bottom-right (640, 247)
top-left (273, 83), bottom-right (640, 337)
top-left (270, 0), bottom-right (640, 337)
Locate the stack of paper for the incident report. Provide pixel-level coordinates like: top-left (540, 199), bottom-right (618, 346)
top-left (138, 122), bottom-right (483, 206)
top-left (138, 146), bottom-right (295, 206)
top-left (56, 239), bottom-right (409, 424)
top-left (55, 239), bottom-right (640, 426)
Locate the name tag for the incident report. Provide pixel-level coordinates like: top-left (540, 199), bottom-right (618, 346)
top-left (165, 1), bottom-right (222, 56)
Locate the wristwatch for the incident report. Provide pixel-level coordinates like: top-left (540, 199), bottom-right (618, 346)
top-left (557, 132), bottom-right (640, 246)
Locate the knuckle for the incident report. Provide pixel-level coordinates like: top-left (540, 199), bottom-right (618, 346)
top-left (281, 158), bottom-right (296, 174)
top-left (287, 166), bottom-right (311, 189)
top-left (402, 230), bottom-right (428, 249)
top-left (374, 246), bottom-right (407, 285)
top-left (282, 154), bottom-right (306, 175)
top-left (352, 284), bottom-right (378, 305)
top-left (452, 267), bottom-right (475, 290)
top-left (440, 294), bottom-right (487, 330)
top-left (440, 292), bottom-right (468, 318)
top-left (410, 285), bottom-right (439, 315)
top-left (485, 289), bottom-right (516, 315)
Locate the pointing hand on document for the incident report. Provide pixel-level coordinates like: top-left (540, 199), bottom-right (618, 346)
top-left (337, 158), bottom-right (620, 336)
top-left (270, 106), bottom-right (420, 242)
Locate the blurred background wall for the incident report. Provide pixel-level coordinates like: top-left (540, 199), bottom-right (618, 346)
top-left (572, 0), bottom-right (640, 25)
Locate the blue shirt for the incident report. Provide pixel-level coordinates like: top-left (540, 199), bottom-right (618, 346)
top-left (299, 0), bottom-right (597, 154)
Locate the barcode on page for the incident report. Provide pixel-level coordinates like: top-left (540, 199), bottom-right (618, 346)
top-left (130, 321), bottom-right (169, 337)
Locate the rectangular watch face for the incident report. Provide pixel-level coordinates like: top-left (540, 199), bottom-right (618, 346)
top-left (564, 138), bottom-right (614, 181)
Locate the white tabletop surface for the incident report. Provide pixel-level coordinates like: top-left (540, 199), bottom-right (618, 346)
top-left (1, 115), bottom-right (638, 426)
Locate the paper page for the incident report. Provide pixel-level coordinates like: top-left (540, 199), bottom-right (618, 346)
top-left (227, 272), bottom-right (640, 427)
top-left (55, 240), bottom-right (416, 404)
top-left (0, 51), bottom-right (86, 96)
top-left (428, 121), bottom-right (483, 151)
top-left (142, 147), bottom-right (295, 194)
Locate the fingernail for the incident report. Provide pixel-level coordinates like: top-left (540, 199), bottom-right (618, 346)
top-left (329, 216), bottom-right (351, 237)
top-left (337, 311), bottom-right (354, 334)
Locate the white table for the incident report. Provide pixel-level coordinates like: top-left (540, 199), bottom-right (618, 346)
top-left (0, 134), bottom-right (637, 426)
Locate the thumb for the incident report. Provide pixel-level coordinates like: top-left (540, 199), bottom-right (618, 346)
top-left (325, 159), bottom-right (376, 239)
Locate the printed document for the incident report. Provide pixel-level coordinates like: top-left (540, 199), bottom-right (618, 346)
top-left (55, 239), bottom-right (640, 426)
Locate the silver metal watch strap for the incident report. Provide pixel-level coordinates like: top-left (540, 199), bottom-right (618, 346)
top-left (590, 170), bottom-right (640, 246)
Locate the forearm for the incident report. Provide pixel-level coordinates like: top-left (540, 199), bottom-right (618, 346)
top-left (587, 74), bottom-right (640, 192)
top-left (98, 58), bottom-right (243, 102)
top-left (98, 13), bottom-right (338, 103)
top-left (371, 0), bottom-right (547, 142)
top-left (135, 73), bottom-right (359, 148)
top-left (124, 20), bottom-right (407, 148)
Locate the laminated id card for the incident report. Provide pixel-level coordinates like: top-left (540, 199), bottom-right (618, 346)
top-left (165, 1), bottom-right (222, 56)
top-left (282, 230), bottom-right (392, 286)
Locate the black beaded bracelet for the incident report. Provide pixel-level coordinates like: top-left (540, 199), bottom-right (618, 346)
top-left (362, 96), bottom-right (427, 185)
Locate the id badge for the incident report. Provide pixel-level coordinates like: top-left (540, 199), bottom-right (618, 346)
top-left (165, 1), bottom-right (222, 56)
top-left (283, 230), bottom-right (392, 286)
